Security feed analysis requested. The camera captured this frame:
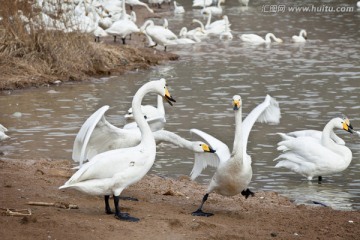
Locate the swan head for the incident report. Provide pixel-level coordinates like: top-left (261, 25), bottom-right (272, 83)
top-left (300, 29), bottom-right (307, 39)
top-left (194, 142), bottom-right (216, 153)
top-left (275, 37), bottom-right (283, 43)
top-left (232, 95), bottom-right (242, 110)
top-left (159, 78), bottom-right (176, 106)
top-left (341, 116), bottom-right (354, 133)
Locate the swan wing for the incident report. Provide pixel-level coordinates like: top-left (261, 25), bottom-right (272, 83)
top-left (242, 95), bottom-right (281, 153)
top-left (274, 136), bottom-right (346, 170)
top-left (189, 128), bottom-right (230, 180)
top-left (63, 145), bottom-right (152, 187)
top-left (72, 106), bottom-right (110, 164)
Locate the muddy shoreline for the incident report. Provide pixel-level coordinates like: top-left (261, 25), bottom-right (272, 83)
top-left (0, 159), bottom-right (359, 240)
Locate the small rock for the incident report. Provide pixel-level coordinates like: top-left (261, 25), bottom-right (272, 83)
top-left (271, 232), bottom-right (278, 237)
top-left (12, 112), bottom-right (22, 118)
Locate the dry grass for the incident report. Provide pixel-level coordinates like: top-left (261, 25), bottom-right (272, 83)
top-left (0, 0), bottom-right (178, 90)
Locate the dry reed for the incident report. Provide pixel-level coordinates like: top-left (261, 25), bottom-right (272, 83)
top-left (0, 0), bottom-right (178, 90)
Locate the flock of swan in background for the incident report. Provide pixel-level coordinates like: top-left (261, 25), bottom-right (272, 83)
top-left (1, 0), bottom-right (359, 221)
top-left (14, 0), bottom-right (313, 51)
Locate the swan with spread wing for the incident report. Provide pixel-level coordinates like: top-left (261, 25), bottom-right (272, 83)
top-left (60, 78), bottom-right (176, 222)
top-left (190, 94), bottom-right (281, 217)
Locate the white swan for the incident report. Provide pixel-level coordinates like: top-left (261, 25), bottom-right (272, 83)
top-left (201, 0), bottom-right (224, 16)
top-left (60, 78), bottom-right (176, 222)
top-left (219, 16), bottom-right (232, 40)
top-left (238, 0), bottom-right (249, 7)
top-left (190, 95), bottom-right (281, 216)
top-left (193, 0), bottom-right (213, 8)
top-left (105, 0), bottom-right (140, 44)
top-left (0, 124), bottom-right (9, 141)
top-left (292, 29), bottom-right (307, 43)
top-left (274, 117), bottom-right (354, 182)
top-left (205, 12), bottom-right (229, 32)
top-left (126, 0), bottom-right (154, 13)
top-left (189, 19), bottom-right (209, 39)
top-left (240, 33), bottom-right (283, 44)
top-left (174, 1), bottom-right (185, 14)
top-left (140, 20), bottom-right (178, 51)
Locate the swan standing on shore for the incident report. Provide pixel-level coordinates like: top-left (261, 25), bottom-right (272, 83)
top-left (60, 79), bottom-right (176, 222)
top-left (292, 29), bottom-right (307, 43)
top-left (140, 20), bottom-right (178, 51)
top-left (105, 0), bottom-right (140, 44)
top-left (190, 95), bottom-right (281, 216)
top-left (240, 33), bottom-right (283, 44)
top-left (274, 117), bottom-right (354, 182)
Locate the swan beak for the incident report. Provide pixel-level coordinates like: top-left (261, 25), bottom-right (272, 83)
top-left (343, 121), bottom-right (354, 134)
top-left (202, 144), bottom-right (216, 153)
top-left (233, 100), bottom-right (241, 110)
top-left (164, 88), bottom-right (176, 106)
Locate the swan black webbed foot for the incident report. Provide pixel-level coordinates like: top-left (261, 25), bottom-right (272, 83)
top-left (113, 195), bottom-right (139, 222)
top-left (191, 209), bottom-right (214, 217)
top-left (120, 196), bottom-right (139, 201)
top-left (115, 213), bottom-right (139, 222)
top-left (241, 188), bottom-right (255, 199)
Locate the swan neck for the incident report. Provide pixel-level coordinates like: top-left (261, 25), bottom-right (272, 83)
top-left (157, 95), bottom-right (165, 116)
top-left (206, 11), bottom-right (212, 27)
top-left (121, 0), bottom-right (126, 19)
top-left (132, 83), bottom-right (155, 145)
top-left (154, 130), bottom-right (192, 150)
top-left (232, 107), bottom-right (243, 159)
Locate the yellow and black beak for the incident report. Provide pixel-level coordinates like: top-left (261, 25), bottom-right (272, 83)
top-left (343, 118), bottom-right (354, 134)
top-left (233, 99), bottom-right (241, 110)
top-left (164, 88), bottom-right (176, 106)
top-left (202, 144), bottom-right (216, 153)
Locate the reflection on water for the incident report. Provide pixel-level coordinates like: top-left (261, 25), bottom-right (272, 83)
top-left (0, 0), bottom-right (359, 210)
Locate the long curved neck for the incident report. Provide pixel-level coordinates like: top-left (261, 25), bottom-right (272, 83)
top-left (232, 107), bottom-right (243, 160)
top-left (153, 130), bottom-right (193, 150)
top-left (193, 20), bottom-right (205, 31)
top-left (132, 84), bottom-right (155, 146)
top-left (121, 0), bottom-right (126, 20)
top-left (321, 120), bottom-right (350, 158)
top-left (265, 33), bottom-right (275, 42)
top-left (156, 95), bottom-right (165, 117)
top-left (206, 11), bottom-right (212, 27)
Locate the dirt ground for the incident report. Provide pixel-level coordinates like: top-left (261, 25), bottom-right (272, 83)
top-left (0, 159), bottom-right (359, 240)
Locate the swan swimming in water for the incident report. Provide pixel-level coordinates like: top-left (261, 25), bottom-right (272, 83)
top-left (274, 117), bottom-right (354, 182)
top-left (174, 1), bottom-right (185, 14)
top-left (190, 95), bottom-right (281, 216)
top-left (292, 29), bottom-right (307, 43)
top-left (60, 78), bottom-right (176, 222)
top-left (201, 0), bottom-right (224, 16)
top-left (240, 33), bottom-right (283, 44)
